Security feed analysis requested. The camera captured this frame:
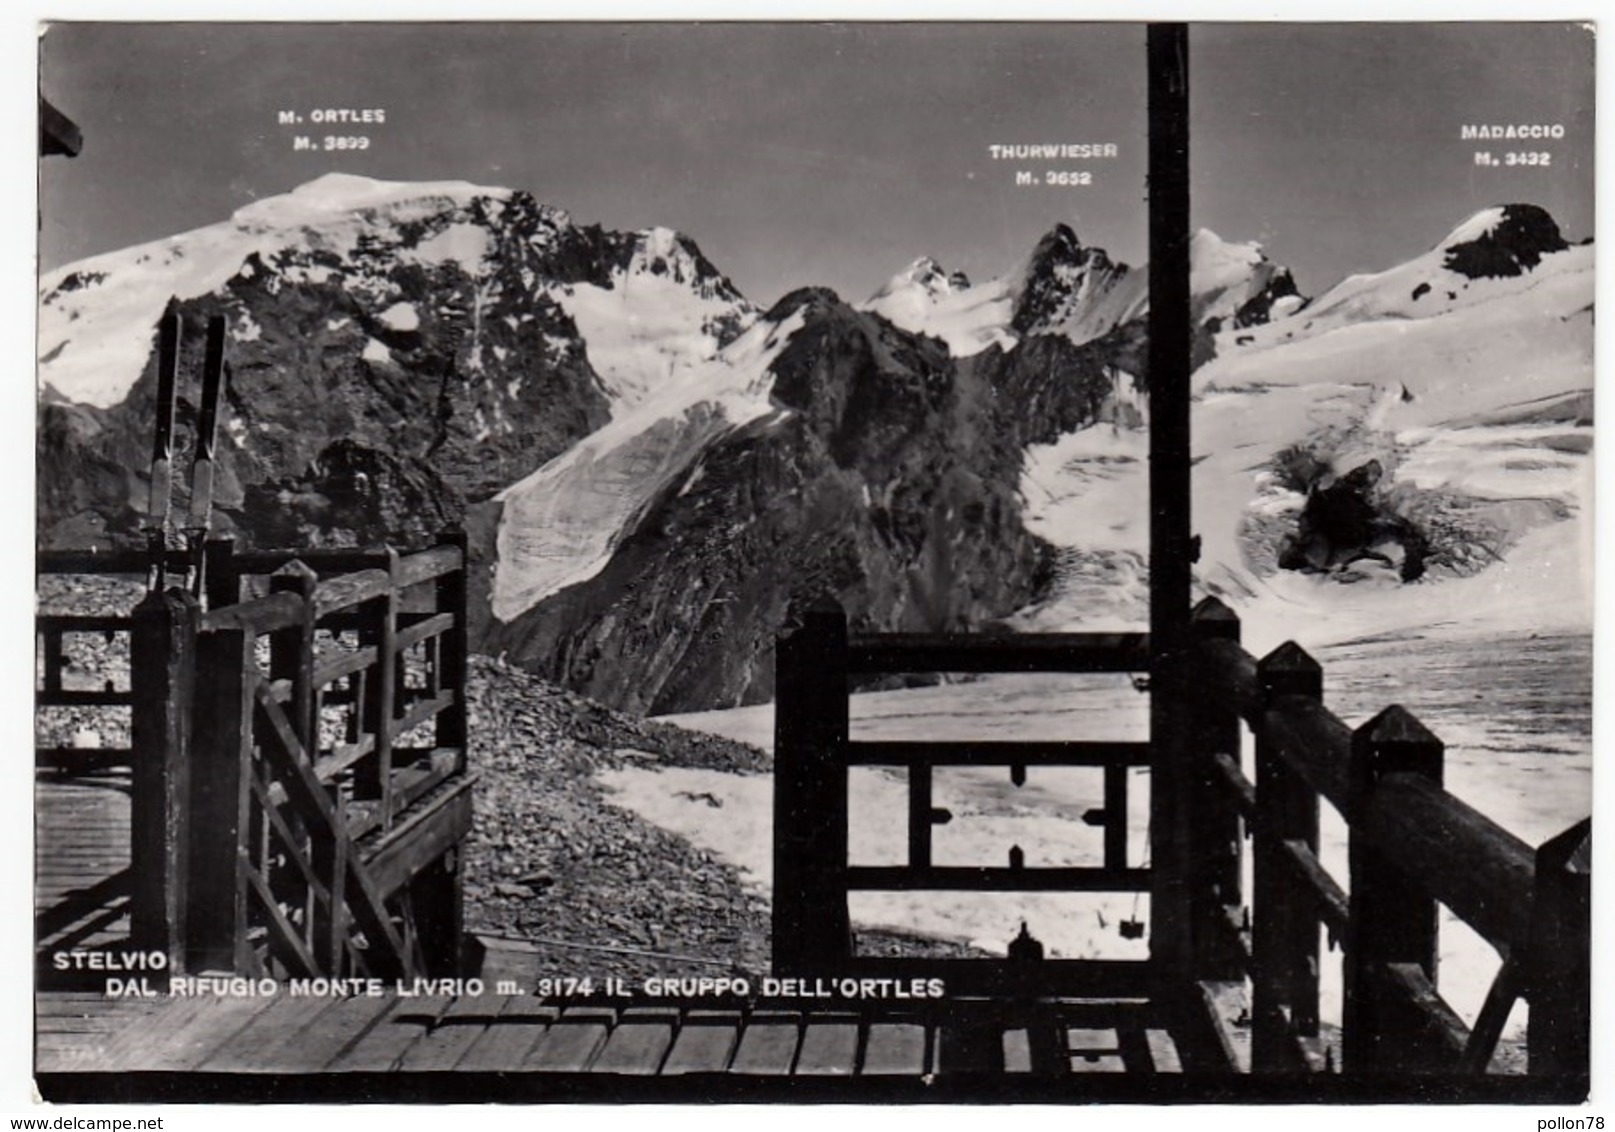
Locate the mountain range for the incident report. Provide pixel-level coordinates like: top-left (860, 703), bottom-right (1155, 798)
top-left (37, 175), bottom-right (1593, 712)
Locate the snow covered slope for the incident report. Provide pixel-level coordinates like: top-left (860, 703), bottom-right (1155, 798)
top-left (492, 308), bottom-right (806, 620)
top-left (553, 226), bottom-right (758, 406)
top-left (862, 258), bottom-right (1016, 356)
top-left (1020, 205), bottom-right (1593, 655)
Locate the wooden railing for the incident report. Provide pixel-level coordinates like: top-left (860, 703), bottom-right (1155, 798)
top-left (39, 532), bottom-right (475, 982)
top-left (1182, 596), bottom-right (1589, 1078)
top-left (34, 549), bottom-right (201, 774)
top-left (770, 595), bottom-right (1590, 1078)
top-left (772, 597), bottom-right (1155, 999)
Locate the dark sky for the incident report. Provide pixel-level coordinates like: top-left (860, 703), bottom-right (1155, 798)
top-left (38, 21), bottom-right (1594, 306)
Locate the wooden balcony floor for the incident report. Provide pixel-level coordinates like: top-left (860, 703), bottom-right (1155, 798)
top-left (35, 772), bottom-right (132, 978)
top-left (36, 989), bottom-right (1202, 1079)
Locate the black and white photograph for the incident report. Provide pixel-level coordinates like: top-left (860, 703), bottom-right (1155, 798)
top-left (29, 18), bottom-right (1594, 1104)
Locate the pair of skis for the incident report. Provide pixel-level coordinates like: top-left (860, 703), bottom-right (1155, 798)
top-left (145, 310), bottom-right (227, 600)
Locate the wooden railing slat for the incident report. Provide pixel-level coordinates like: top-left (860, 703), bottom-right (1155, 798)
top-left (242, 861), bottom-right (320, 980)
top-left (1278, 838), bottom-right (1349, 940)
top-left (311, 568), bottom-right (391, 620)
top-left (847, 740), bottom-right (1150, 767)
top-left (393, 612), bottom-right (454, 652)
top-left (847, 632), bottom-right (1149, 674)
top-left (846, 865), bottom-right (1150, 892)
top-left (394, 543), bottom-right (462, 588)
top-left (201, 591), bottom-right (305, 634)
top-left (252, 681), bottom-right (410, 979)
top-left (1208, 752), bottom-right (1256, 818)
top-left (1362, 775), bottom-right (1533, 956)
top-left (1380, 962), bottom-right (1470, 1069)
top-left (311, 644), bottom-right (381, 689)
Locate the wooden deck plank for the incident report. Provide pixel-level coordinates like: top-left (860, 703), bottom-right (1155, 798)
top-left (728, 1011), bottom-right (799, 1075)
top-left (35, 777), bottom-right (134, 965)
top-left (1144, 1028), bottom-right (1184, 1073)
top-left (135, 996), bottom-right (282, 1071)
top-left (939, 1022), bottom-right (1005, 1073)
top-left (860, 1022), bottom-right (928, 1076)
top-left (660, 1010), bottom-right (741, 1075)
top-left (525, 1006), bottom-right (617, 1072)
top-left (91, 997), bottom-right (216, 1072)
top-left (276, 994), bottom-right (398, 1072)
top-left (195, 993), bottom-right (343, 1072)
top-left (34, 998), bottom-right (166, 1073)
top-left (329, 995), bottom-right (453, 1072)
top-left (35, 983), bottom-right (1204, 1081)
top-left (397, 1017), bottom-right (492, 1071)
top-left (1002, 1029), bottom-right (1033, 1073)
top-left (456, 997), bottom-right (559, 1072)
top-left (396, 994), bottom-right (508, 1071)
top-left (35, 994), bottom-right (151, 1020)
top-left (1066, 1027), bottom-right (1120, 1053)
top-left (589, 1008), bottom-right (678, 1075)
top-left (793, 1019), bottom-right (859, 1076)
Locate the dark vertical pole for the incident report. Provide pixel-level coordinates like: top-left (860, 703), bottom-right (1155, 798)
top-left (1188, 596), bottom-right (1245, 980)
top-left (188, 626), bottom-right (255, 974)
top-left (1526, 818), bottom-right (1590, 1077)
top-left (909, 763), bottom-right (932, 871)
top-left (1103, 762), bottom-right (1128, 871)
top-left (435, 530), bottom-right (470, 770)
top-left (358, 549), bottom-right (400, 825)
top-left (410, 852), bottom-right (464, 978)
top-left (204, 536), bottom-right (238, 612)
top-left (1344, 706), bottom-right (1444, 1073)
top-left (1251, 643), bottom-right (1323, 1072)
top-left (146, 312), bottom-right (182, 591)
top-left (1147, 22), bottom-right (1195, 986)
top-left (771, 596), bottom-right (852, 975)
top-left (186, 317), bottom-right (228, 597)
top-left (130, 588), bottom-right (199, 979)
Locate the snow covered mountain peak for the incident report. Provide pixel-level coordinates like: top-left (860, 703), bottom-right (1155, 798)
top-left (39, 174), bottom-right (755, 409)
top-left (867, 256), bottom-right (971, 305)
top-left (1437, 203), bottom-right (1571, 279)
top-left (1215, 203), bottom-right (1588, 355)
top-left (230, 173), bottom-right (510, 232)
top-left (1186, 229), bottom-right (1302, 330)
top-left (619, 225), bottom-right (748, 305)
top-left (1191, 227), bottom-right (1264, 283)
top-left (860, 255), bottom-right (1013, 357)
top-left (1007, 222), bottom-right (1145, 345)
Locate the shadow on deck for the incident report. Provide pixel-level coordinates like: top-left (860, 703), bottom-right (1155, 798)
top-left (35, 772), bottom-right (133, 989)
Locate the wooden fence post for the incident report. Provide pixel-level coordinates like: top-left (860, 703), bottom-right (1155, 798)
top-left (204, 536), bottom-right (237, 613)
top-left (188, 625), bottom-right (256, 974)
top-left (1188, 596), bottom-right (1244, 981)
top-left (1526, 817), bottom-right (1590, 1077)
top-left (1251, 641), bottom-right (1322, 1072)
top-left (771, 595), bottom-right (851, 975)
top-left (435, 529), bottom-right (469, 770)
top-left (270, 560), bottom-right (318, 750)
top-left (129, 587), bottom-right (200, 979)
top-left (358, 548), bottom-right (400, 826)
top-left (1344, 705), bottom-right (1444, 1073)
top-left (272, 559), bottom-right (341, 970)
